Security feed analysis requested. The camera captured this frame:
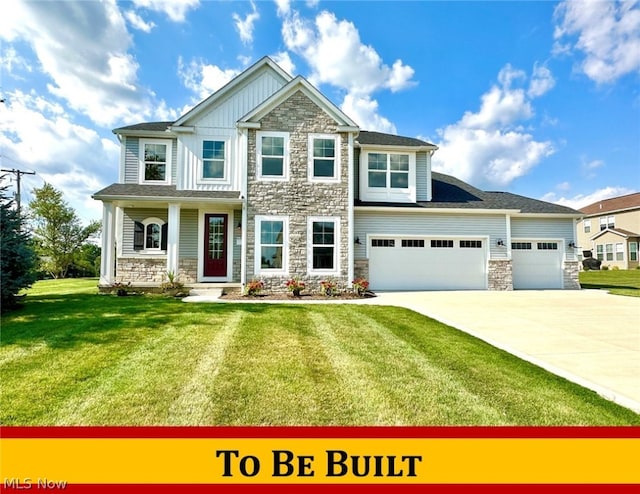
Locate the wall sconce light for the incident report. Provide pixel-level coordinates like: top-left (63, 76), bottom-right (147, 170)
top-left (568, 241), bottom-right (577, 248)
top-left (496, 239), bottom-right (505, 247)
top-left (354, 237), bottom-right (362, 245)
top-left (236, 220), bottom-right (242, 229)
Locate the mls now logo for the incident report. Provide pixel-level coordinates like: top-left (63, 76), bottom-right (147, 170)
top-left (3, 478), bottom-right (68, 490)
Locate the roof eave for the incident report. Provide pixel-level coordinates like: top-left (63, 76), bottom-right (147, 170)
top-left (354, 205), bottom-right (521, 215)
top-left (356, 143), bottom-right (438, 152)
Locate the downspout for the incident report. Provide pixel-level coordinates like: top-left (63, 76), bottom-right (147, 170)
top-left (347, 131), bottom-right (355, 286)
top-left (239, 128), bottom-right (248, 288)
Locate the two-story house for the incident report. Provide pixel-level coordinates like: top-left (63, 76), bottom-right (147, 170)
top-left (576, 192), bottom-right (640, 270)
top-left (93, 56), bottom-right (582, 292)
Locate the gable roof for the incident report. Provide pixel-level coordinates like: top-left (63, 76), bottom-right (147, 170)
top-left (173, 56), bottom-right (293, 127)
top-left (590, 227), bottom-right (640, 240)
top-left (356, 131), bottom-right (437, 149)
top-left (356, 172), bottom-right (582, 215)
top-left (580, 192), bottom-right (640, 216)
top-left (238, 75), bottom-right (358, 129)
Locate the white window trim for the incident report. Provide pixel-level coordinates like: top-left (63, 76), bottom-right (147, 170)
top-left (197, 138), bottom-right (231, 184)
top-left (307, 216), bottom-right (340, 275)
top-left (615, 242), bottom-right (624, 261)
top-left (142, 217), bottom-right (165, 253)
top-left (359, 150), bottom-right (416, 203)
top-left (256, 131), bottom-right (290, 181)
top-left (139, 139), bottom-right (172, 185)
top-left (308, 133), bottom-right (340, 183)
top-left (629, 242), bottom-right (638, 261)
top-left (254, 215), bottom-right (289, 276)
top-left (583, 219), bottom-right (591, 233)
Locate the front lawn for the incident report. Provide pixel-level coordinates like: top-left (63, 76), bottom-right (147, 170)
top-left (1, 279), bottom-right (638, 425)
top-left (579, 269), bottom-right (640, 297)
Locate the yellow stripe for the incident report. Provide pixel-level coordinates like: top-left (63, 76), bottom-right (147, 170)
top-left (1, 438), bottom-right (637, 484)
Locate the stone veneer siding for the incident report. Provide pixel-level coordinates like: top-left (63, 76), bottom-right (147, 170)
top-left (354, 259), bottom-right (369, 281)
top-left (563, 260), bottom-right (580, 289)
top-left (246, 90), bottom-right (350, 293)
top-left (178, 258), bottom-right (197, 284)
top-left (116, 258), bottom-right (167, 283)
top-left (488, 260), bottom-right (513, 291)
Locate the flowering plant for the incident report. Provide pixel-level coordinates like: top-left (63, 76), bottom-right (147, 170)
top-left (320, 279), bottom-right (337, 297)
top-left (352, 278), bottom-right (369, 296)
top-left (285, 277), bottom-right (306, 296)
top-left (245, 279), bottom-right (264, 296)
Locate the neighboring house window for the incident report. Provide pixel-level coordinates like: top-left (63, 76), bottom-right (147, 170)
top-left (608, 216), bottom-right (615, 229)
top-left (630, 242), bottom-right (638, 261)
top-left (309, 134), bottom-right (339, 181)
top-left (140, 139), bottom-right (172, 184)
top-left (605, 243), bottom-right (614, 261)
top-left (596, 244), bottom-right (604, 261)
top-left (201, 140), bottom-right (226, 180)
top-left (600, 217), bottom-right (607, 231)
top-left (367, 153), bottom-right (409, 189)
top-left (257, 131), bottom-right (289, 180)
top-left (308, 217), bottom-right (339, 273)
top-left (615, 243), bottom-right (624, 261)
top-left (134, 217), bottom-right (167, 252)
top-left (583, 220), bottom-right (591, 233)
top-left (255, 216), bottom-right (287, 274)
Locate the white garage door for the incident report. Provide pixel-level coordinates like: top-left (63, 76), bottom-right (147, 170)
top-left (512, 241), bottom-right (563, 289)
top-left (368, 237), bottom-right (487, 291)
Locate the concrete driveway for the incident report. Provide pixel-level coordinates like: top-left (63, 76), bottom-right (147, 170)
top-left (365, 289), bottom-right (640, 414)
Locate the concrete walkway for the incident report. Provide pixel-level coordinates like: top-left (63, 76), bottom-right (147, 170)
top-left (365, 289), bottom-right (640, 414)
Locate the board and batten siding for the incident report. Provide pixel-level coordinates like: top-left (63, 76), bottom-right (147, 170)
top-left (192, 70), bottom-right (287, 129)
top-left (123, 136), bottom-right (177, 185)
top-left (416, 152), bottom-right (430, 201)
top-left (121, 208), bottom-right (168, 256)
top-left (353, 147), bottom-right (360, 201)
top-left (510, 217), bottom-right (577, 260)
top-left (179, 209), bottom-right (198, 258)
top-left (354, 211), bottom-right (509, 259)
top-left (178, 129), bottom-right (238, 191)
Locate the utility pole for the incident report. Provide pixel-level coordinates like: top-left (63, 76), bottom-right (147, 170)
top-left (1, 168), bottom-right (36, 215)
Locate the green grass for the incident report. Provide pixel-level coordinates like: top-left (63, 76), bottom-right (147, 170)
top-left (579, 269), bottom-right (640, 297)
top-left (1, 278), bottom-right (638, 426)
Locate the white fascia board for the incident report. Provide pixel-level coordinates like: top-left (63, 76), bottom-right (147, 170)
top-left (94, 195), bottom-right (243, 205)
top-left (237, 122), bottom-right (261, 129)
top-left (168, 126), bottom-right (195, 133)
top-left (337, 126), bottom-right (360, 133)
top-left (589, 229), bottom-right (629, 240)
top-left (113, 130), bottom-right (176, 138)
top-left (358, 143), bottom-right (438, 152)
top-left (513, 212), bottom-right (583, 219)
top-left (354, 206), bottom-right (520, 215)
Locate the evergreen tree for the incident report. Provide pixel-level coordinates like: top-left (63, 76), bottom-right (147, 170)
top-left (1, 180), bottom-right (37, 311)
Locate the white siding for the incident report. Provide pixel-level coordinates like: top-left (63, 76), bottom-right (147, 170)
top-left (354, 211), bottom-right (509, 259)
top-left (511, 217), bottom-right (577, 260)
top-left (123, 137), bottom-right (177, 185)
top-left (416, 152), bottom-right (429, 201)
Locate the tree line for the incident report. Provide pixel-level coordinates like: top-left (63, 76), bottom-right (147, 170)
top-left (1, 179), bottom-right (100, 311)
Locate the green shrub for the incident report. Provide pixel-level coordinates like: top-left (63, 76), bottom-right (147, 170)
top-left (602, 265), bottom-right (609, 270)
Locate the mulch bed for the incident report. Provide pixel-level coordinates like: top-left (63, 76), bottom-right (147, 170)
top-left (220, 291), bottom-right (376, 301)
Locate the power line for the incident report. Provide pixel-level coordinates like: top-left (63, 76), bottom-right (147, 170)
top-left (1, 168), bottom-right (36, 214)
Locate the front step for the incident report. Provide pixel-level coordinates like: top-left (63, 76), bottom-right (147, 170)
top-left (182, 287), bottom-right (224, 303)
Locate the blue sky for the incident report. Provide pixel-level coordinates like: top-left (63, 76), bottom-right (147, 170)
top-left (1, 0), bottom-right (638, 224)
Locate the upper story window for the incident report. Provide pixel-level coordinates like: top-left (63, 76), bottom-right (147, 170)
top-left (257, 131), bottom-right (289, 180)
top-left (583, 220), bottom-right (591, 233)
top-left (309, 134), bottom-right (339, 182)
top-left (140, 139), bottom-right (172, 184)
top-left (600, 216), bottom-right (615, 231)
top-left (201, 140), bottom-right (226, 180)
top-left (360, 150), bottom-right (416, 203)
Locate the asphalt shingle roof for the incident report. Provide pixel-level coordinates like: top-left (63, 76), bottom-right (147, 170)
top-left (92, 184), bottom-right (241, 200)
top-left (356, 130), bottom-right (436, 148)
top-left (113, 121), bottom-right (174, 133)
top-left (356, 172), bottom-right (582, 215)
top-left (580, 192), bottom-right (640, 215)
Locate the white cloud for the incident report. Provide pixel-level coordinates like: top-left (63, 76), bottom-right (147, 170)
top-left (0, 45), bottom-right (33, 76)
top-left (432, 64), bottom-right (555, 187)
top-left (557, 181), bottom-right (571, 191)
top-left (131, 0), bottom-right (199, 22)
top-left (124, 10), bottom-right (156, 32)
top-left (554, 0), bottom-right (640, 84)
top-left (541, 186), bottom-right (637, 210)
top-left (178, 57), bottom-right (240, 100)
top-left (0, 0), bottom-right (176, 127)
top-left (0, 90), bottom-right (120, 223)
top-left (528, 63), bottom-right (556, 97)
top-left (274, 0), bottom-right (290, 17)
top-left (281, 9), bottom-right (415, 131)
top-left (271, 51), bottom-right (295, 76)
top-left (233, 1), bottom-right (260, 45)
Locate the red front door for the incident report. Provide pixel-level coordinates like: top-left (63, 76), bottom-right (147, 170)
top-left (204, 214), bottom-right (227, 277)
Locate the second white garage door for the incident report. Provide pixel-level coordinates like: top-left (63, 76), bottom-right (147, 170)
top-left (511, 240), bottom-right (563, 289)
top-left (368, 237), bottom-right (487, 291)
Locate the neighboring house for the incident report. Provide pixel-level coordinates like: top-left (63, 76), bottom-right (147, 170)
top-left (93, 56), bottom-right (582, 292)
top-left (576, 192), bottom-right (640, 270)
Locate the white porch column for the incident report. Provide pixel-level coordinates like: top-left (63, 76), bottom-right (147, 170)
top-left (100, 202), bottom-right (115, 285)
top-left (166, 203), bottom-right (181, 277)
